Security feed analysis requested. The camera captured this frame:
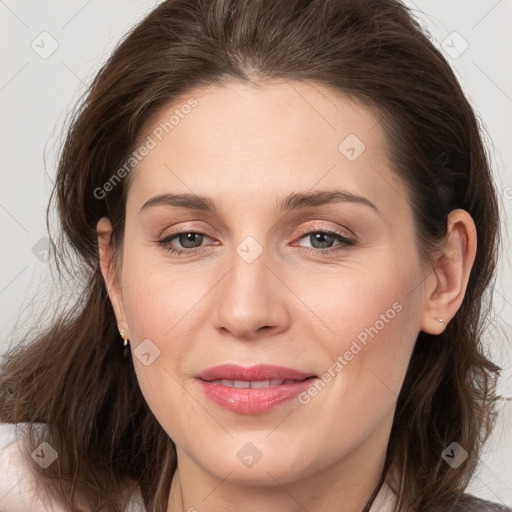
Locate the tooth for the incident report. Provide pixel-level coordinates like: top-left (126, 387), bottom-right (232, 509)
top-left (233, 380), bottom-right (250, 388)
top-left (250, 379), bottom-right (271, 388)
top-left (208, 379), bottom-right (295, 388)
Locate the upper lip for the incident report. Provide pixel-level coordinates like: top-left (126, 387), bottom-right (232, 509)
top-left (198, 364), bottom-right (316, 382)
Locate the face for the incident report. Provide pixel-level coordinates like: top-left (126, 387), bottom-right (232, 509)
top-left (105, 80), bottom-right (429, 487)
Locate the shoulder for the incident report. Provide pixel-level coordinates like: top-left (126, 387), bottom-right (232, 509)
top-left (0, 421), bottom-right (59, 512)
top-left (421, 493), bottom-right (512, 512)
top-left (0, 423), bottom-right (146, 512)
top-left (452, 494), bottom-right (512, 512)
top-left (373, 473), bottom-right (511, 512)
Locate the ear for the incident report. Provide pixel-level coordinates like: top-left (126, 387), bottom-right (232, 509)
top-left (97, 217), bottom-right (129, 337)
top-left (420, 209), bottom-right (477, 335)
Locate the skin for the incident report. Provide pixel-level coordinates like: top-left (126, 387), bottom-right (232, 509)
top-left (97, 80), bottom-right (476, 512)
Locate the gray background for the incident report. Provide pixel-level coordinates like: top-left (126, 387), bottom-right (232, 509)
top-left (1, 0), bottom-right (511, 506)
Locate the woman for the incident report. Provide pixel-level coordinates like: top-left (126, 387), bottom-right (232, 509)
top-left (0, 0), bottom-right (510, 511)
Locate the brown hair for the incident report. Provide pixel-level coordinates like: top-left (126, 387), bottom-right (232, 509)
top-left (0, 0), bottom-right (504, 511)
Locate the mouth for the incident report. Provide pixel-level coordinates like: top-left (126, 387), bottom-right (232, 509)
top-left (196, 364), bottom-right (318, 414)
top-left (204, 377), bottom-right (313, 388)
top-left (198, 363), bottom-right (317, 382)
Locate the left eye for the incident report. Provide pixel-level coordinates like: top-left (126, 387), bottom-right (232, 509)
top-left (296, 230), bottom-right (354, 250)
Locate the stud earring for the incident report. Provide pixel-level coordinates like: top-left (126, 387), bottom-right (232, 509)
top-left (437, 318), bottom-right (444, 323)
top-left (119, 329), bottom-right (130, 357)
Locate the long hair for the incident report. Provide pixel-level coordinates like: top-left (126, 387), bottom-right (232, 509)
top-left (0, 1), bottom-right (503, 510)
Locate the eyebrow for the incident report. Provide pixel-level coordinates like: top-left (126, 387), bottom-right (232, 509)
top-left (138, 190), bottom-right (380, 216)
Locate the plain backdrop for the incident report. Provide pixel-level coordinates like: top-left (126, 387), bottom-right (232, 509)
top-left (1, 0), bottom-right (511, 507)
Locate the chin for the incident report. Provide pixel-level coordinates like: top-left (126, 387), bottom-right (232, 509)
top-left (194, 439), bottom-right (323, 487)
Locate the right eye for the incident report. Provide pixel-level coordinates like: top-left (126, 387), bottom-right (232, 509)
top-left (157, 230), bottom-right (213, 255)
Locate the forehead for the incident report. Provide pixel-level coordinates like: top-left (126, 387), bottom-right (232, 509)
top-left (126, 79), bottom-right (409, 219)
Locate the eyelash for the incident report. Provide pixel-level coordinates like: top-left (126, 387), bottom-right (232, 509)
top-left (156, 228), bottom-right (355, 256)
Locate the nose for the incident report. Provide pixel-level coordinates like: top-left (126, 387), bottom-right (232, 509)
top-left (213, 245), bottom-right (290, 341)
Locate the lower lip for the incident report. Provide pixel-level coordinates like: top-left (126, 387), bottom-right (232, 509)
top-left (197, 377), bottom-right (318, 414)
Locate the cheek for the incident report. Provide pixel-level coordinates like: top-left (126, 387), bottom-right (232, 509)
top-left (118, 250), bottom-right (209, 432)
top-left (120, 246), bottom-right (198, 348)
top-left (296, 249), bottom-right (421, 358)
top-left (297, 251), bottom-right (423, 414)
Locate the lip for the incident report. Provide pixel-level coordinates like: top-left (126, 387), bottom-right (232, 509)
top-left (197, 364), bottom-right (318, 414)
top-left (198, 364), bottom-right (316, 382)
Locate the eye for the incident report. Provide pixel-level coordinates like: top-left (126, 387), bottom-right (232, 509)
top-left (156, 228), bottom-right (356, 256)
top-left (294, 229), bottom-right (355, 254)
top-left (157, 230), bottom-right (212, 255)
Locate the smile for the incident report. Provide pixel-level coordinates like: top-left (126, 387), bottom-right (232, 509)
top-left (197, 367), bottom-right (318, 414)
top-left (207, 378), bottom-right (306, 388)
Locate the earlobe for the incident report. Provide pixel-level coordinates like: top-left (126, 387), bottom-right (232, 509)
top-left (420, 209), bottom-right (477, 335)
top-left (97, 217), bottom-right (129, 335)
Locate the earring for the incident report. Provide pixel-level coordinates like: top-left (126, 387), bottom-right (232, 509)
top-left (437, 318), bottom-right (444, 323)
top-left (119, 329), bottom-right (130, 357)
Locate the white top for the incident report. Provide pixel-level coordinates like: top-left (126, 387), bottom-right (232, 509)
top-left (0, 423), bottom-right (146, 512)
top-left (0, 422), bottom-right (397, 511)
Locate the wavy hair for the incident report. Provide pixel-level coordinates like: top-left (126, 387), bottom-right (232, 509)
top-left (0, 0), bottom-right (504, 510)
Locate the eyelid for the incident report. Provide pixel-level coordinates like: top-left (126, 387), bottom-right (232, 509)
top-left (157, 229), bottom-right (215, 247)
top-left (292, 221), bottom-right (355, 240)
top-left (158, 221), bottom-right (353, 243)
top-left (158, 221), bottom-right (213, 239)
